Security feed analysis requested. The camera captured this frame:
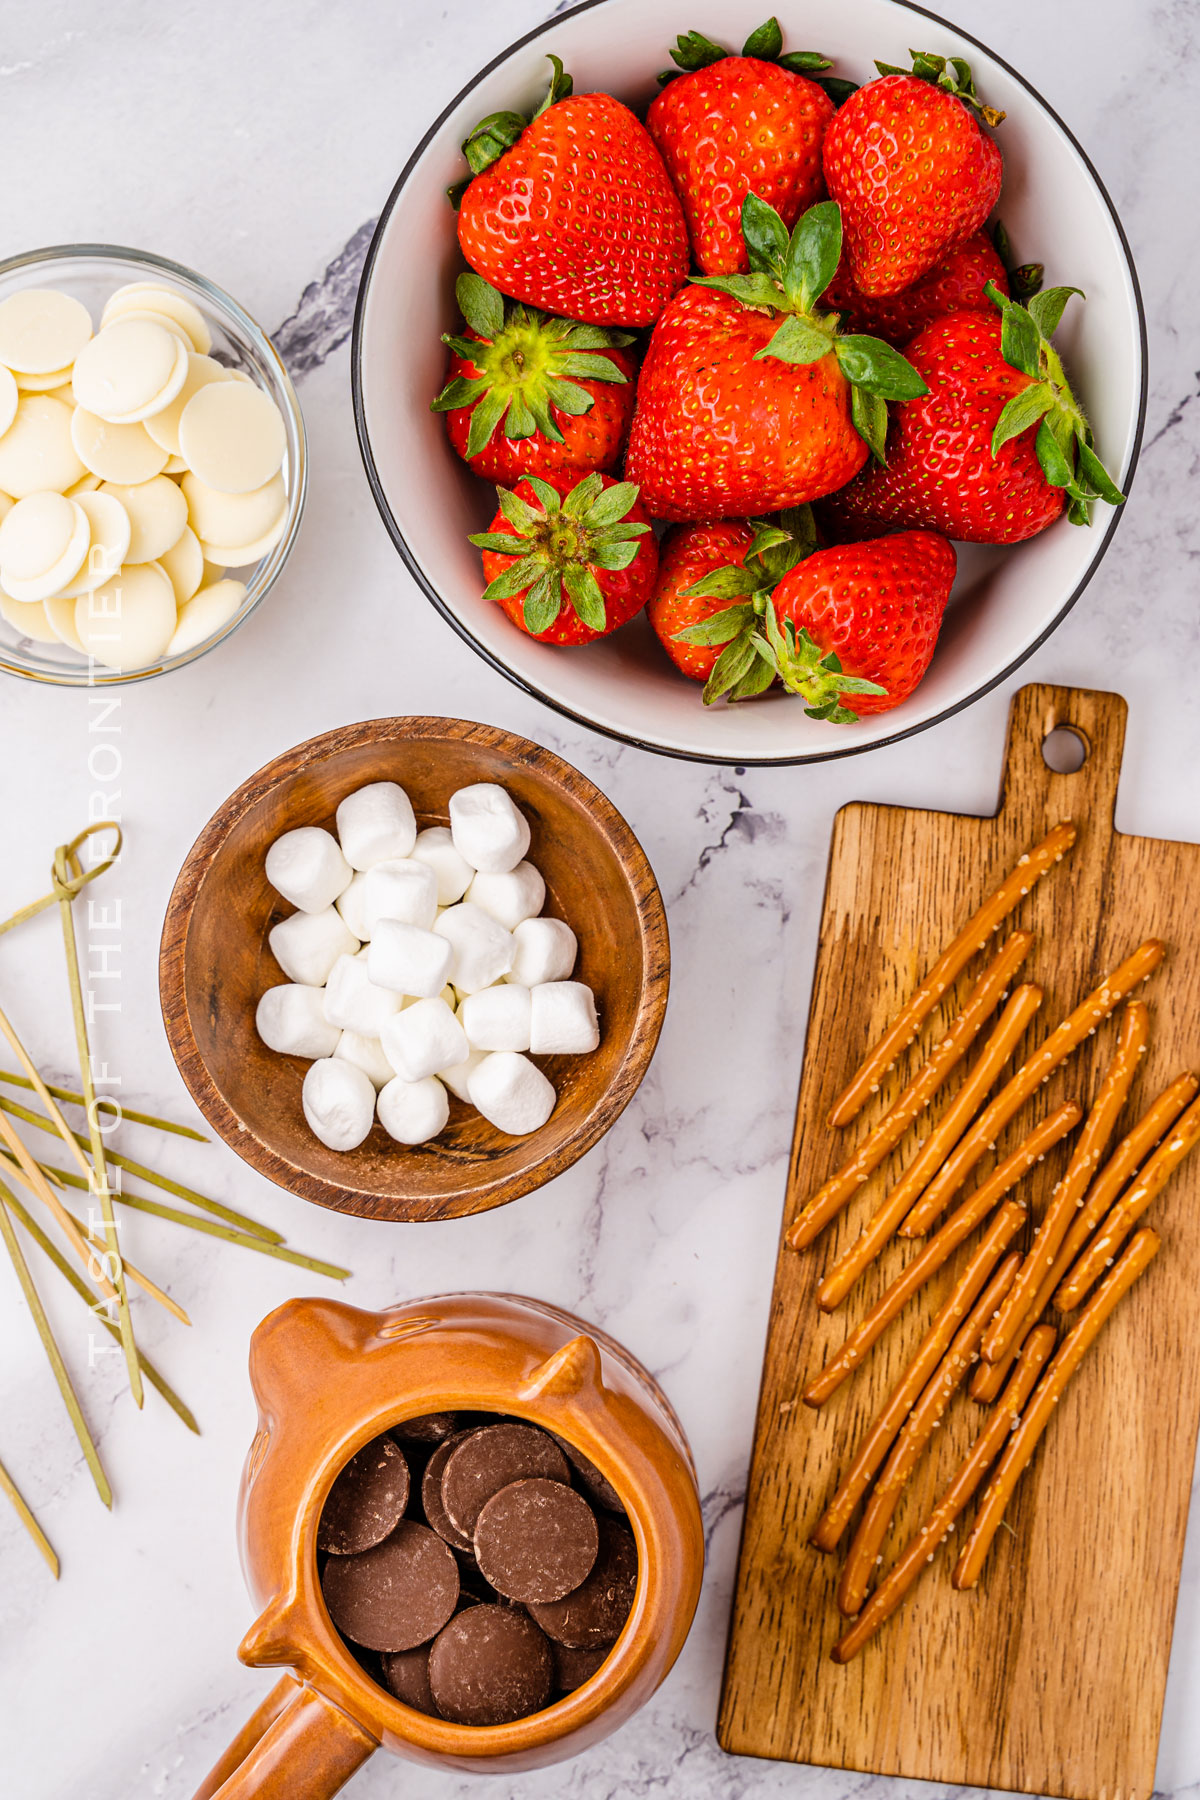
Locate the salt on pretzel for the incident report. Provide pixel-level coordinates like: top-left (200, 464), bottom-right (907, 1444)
top-left (971, 1071), bottom-right (1197, 1401)
top-left (1055, 1095), bottom-right (1200, 1309)
top-left (981, 1000), bottom-right (1147, 1366)
top-left (901, 940), bottom-right (1166, 1238)
top-left (827, 822), bottom-right (1076, 1130)
top-left (804, 1102), bottom-right (1078, 1408)
top-left (817, 986), bottom-right (1043, 1312)
top-left (810, 1200), bottom-right (1027, 1554)
top-left (952, 1228), bottom-right (1161, 1589)
top-left (788, 933), bottom-right (1034, 1252)
top-left (831, 1326), bottom-right (1056, 1663)
top-left (836, 1251), bottom-right (1021, 1617)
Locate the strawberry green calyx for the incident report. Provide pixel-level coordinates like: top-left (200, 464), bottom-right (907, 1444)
top-left (449, 56), bottom-right (573, 205)
top-left (431, 273), bottom-right (633, 457)
top-left (469, 472), bottom-right (650, 636)
top-left (657, 17), bottom-right (852, 102)
top-left (990, 219), bottom-right (1044, 300)
top-left (874, 49), bottom-right (1006, 127)
top-left (672, 507), bottom-right (885, 716)
top-left (692, 194), bottom-right (929, 463)
top-left (985, 280), bottom-right (1126, 526)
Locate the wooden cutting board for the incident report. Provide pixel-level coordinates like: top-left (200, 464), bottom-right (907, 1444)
top-left (718, 684), bottom-right (1200, 1800)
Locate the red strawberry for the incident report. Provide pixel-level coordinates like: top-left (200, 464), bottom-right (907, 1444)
top-left (667, 525), bottom-right (955, 716)
top-left (824, 231), bottom-right (1009, 346)
top-left (649, 521), bottom-right (758, 681)
top-left (625, 195), bottom-right (928, 520)
top-left (821, 285), bottom-right (1125, 544)
top-left (823, 53), bottom-right (1004, 298)
top-left (454, 57), bottom-right (689, 328)
top-left (647, 19), bottom-right (836, 276)
top-left (431, 273), bottom-right (636, 483)
top-left (470, 469), bottom-right (658, 646)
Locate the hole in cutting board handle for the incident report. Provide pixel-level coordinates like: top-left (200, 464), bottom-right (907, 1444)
top-left (1042, 725), bottom-right (1089, 774)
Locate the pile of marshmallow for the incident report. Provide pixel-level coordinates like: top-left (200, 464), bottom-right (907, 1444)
top-left (0, 280), bottom-right (290, 671)
top-left (255, 779), bottom-right (600, 1148)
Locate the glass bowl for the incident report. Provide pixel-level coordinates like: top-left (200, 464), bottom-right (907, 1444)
top-left (0, 244), bottom-right (306, 687)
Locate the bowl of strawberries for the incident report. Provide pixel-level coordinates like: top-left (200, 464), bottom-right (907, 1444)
top-left (353, 0), bottom-right (1145, 765)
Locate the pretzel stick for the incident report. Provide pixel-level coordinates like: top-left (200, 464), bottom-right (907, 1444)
top-left (837, 1251), bottom-right (1021, 1616)
top-left (827, 823), bottom-right (1076, 1130)
top-left (981, 1001), bottom-right (1147, 1365)
top-left (971, 1072), bottom-right (1198, 1401)
top-left (810, 1200), bottom-right (1027, 1553)
top-left (901, 940), bottom-right (1166, 1237)
top-left (805, 1102), bottom-right (1078, 1407)
top-left (953, 1228), bottom-right (1161, 1589)
top-left (1056, 1095), bottom-right (1200, 1310)
top-left (831, 1326), bottom-right (1056, 1662)
top-left (789, 933), bottom-right (1034, 1251)
top-left (818, 987), bottom-right (1043, 1311)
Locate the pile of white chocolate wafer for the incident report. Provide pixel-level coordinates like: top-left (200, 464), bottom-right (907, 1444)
top-left (785, 822), bottom-right (1200, 1661)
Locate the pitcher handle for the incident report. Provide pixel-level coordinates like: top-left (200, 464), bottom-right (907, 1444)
top-left (192, 1674), bottom-right (377, 1800)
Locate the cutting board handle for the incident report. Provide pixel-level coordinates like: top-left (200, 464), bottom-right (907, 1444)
top-left (997, 684), bottom-right (1128, 842)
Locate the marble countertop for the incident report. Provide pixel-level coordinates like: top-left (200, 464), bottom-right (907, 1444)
top-left (1, 1), bottom-right (1196, 1795)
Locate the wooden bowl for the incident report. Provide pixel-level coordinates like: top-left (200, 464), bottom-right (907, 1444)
top-left (159, 718), bottom-right (669, 1221)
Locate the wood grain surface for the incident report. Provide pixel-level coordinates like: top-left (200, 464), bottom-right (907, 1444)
top-left (159, 717), bottom-right (669, 1223)
top-left (719, 685), bottom-right (1200, 1800)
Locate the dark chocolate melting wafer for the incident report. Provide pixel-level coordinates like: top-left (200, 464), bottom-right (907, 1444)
top-left (441, 1422), bottom-right (569, 1537)
top-left (381, 1643), bottom-right (436, 1715)
top-left (318, 1435), bottom-right (411, 1556)
top-left (550, 1431), bottom-right (625, 1514)
top-left (428, 1605), bottom-right (553, 1726)
top-left (421, 1432), bottom-right (475, 1551)
top-left (528, 1516), bottom-right (637, 1648)
top-left (552, 1641), bottom-right (609, 1693)
top-left (391, 1412), bottom-right (459, 1447)
top-left (474, 1478), bottom-right (599, 1604)
top-left (321, 1520), bottom-right (459, 1652)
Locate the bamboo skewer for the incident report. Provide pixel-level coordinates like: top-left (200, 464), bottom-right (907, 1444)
top-left (52, 840), bottom-right (143, 1406)
top-left (0, 1174), bottom-right (111, 1507)
top-left (0, 1453), bottom-right (58, 1578)
top-left (0, 1069), bottom-right (206, 1141)
top-left (62, 1203), bottom-right (191, 1326)
top-left (0, 1108), bottom-right (121, 1304)
top-left (0, 821), bottom-right (120, 942)
top-left (0, 1185), bottom-right (198, 1434)
top-left (0, 1095), bottom-right (283, 1242)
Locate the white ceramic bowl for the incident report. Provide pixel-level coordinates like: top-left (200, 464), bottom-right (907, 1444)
top-left (353, 0), bottom-right (1146, 766)
top-left (0, 245), bottom-right (306, 688)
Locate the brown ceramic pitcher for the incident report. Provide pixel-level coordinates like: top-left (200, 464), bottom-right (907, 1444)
top-left (193, 1292), bottom-right (705, 1798)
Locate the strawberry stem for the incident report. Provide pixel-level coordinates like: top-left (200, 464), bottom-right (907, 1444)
top-left (450, 56), bottom-right (574, 204)
top-left (874, 50), bottom-right (1005, 127)
top-left (657, 17), bottom-right (833, 86)
top-left (470, 472), bottom-right (650, 635)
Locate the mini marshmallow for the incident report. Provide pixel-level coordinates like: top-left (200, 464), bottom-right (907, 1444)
top-left (265, 827), bottom-right (352, 914)
top-left (333, 1030), bottom-right (395, 1091)
top-left (438, 1048), bottom-right (485, 1103)
top-left (381, 997), bottom-right (469, 1083)
top-left (336, 870), bottom-right (372, 941)
top-left (368, 919), bottom-right (453, 998)
top-left (411, 825), bottom-right (474, 905)
top-left (362, 858), bottom-right (439, 934)
top-left (335, 780), bottom-right (417, 870)
top-left (448, 783), bottom-right (531, 874)
top-left (467, 1052), bottom-right (556, 1136)
top-left (323, 951), bottom-right (403, 1037)
top-left (509, 916), bottom-right (578, 986)
top-left (302, 1058), bottom-right (375, 1152)
top-left (466, 861), bottom-right (546, 932)
top-left (434, 903), bottom-right (513, 994)
top-left (268, 905), bottom-right (358, 987)
top-left (377, 1074), bottom-right (450, 1145)
top-left (256, 984), bottom-right (341, 1060)
top-left (529, 981), bottom-right (600, 1054)
top-left (459, 983), bottom-right (532, 1053)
